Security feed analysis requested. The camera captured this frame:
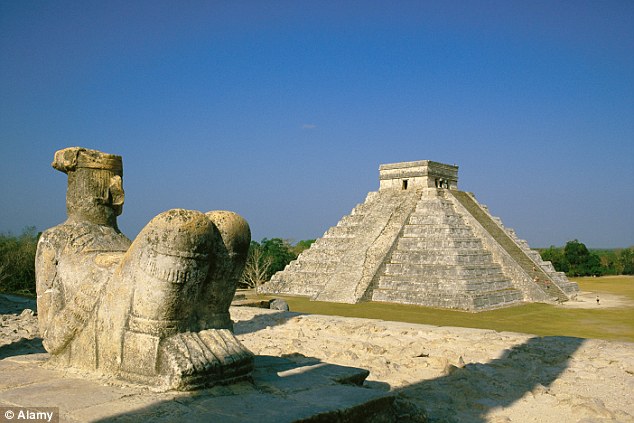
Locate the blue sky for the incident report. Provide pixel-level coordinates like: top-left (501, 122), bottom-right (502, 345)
top-left (1, 1), bottom-right (633, 248)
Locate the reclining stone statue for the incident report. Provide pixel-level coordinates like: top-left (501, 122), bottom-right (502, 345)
top-left (36, 147), bottom-right (254, 390)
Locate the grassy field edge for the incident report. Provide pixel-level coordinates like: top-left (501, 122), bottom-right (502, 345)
top-left (252, 276), bottom-right (634, 343)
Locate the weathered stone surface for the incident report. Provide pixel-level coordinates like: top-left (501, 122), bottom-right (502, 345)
top-left (0, 352), bottom-right (409, 423)
top-left (261, 160), bottom-right (579, 311)
top-left (231, 307), bottom-right (634, 423)
top-left (35, 147), bottom-right (254, 390)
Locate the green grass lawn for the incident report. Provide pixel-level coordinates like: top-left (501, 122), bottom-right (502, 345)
top-left (255, 276), bottom-right (634, 343)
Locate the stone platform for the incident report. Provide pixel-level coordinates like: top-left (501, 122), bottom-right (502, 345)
top-left (0, 353), bottom-right (401, 422)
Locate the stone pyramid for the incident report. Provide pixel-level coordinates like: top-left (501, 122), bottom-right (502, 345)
top-left (260, 160), bottom-right (579, 311)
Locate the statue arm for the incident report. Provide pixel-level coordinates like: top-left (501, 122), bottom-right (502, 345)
top-left (35, 235), bottom-right (63, 340)
top-left (35, 233), bottom-right (100, 354)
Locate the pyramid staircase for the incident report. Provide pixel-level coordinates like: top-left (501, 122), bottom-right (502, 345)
top-left (448, 190), bottom-right (578, 301)
top-left (264, 189), bottom-right (420, 302)
top-left (370, 191), bottom-right (525, 310)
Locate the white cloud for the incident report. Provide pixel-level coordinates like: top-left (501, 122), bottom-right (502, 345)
top-left (301, 124), bottom-right (317, 130)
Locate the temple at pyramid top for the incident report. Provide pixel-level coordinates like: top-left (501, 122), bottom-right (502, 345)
top-left (379, 160), bottom-right (459, 191)
top-left (261, 159), bottom-right (579, 311)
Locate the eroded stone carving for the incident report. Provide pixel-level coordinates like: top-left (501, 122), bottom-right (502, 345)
top-left (36, 147), bottom-right (253, 390)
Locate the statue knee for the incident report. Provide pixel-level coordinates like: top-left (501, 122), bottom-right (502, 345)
top-left (126, 209), bottom-right (215, 327)
top-left (206, 211), bottom-right (251, 263)
top-left (196, 211), bottom-right (251, 328)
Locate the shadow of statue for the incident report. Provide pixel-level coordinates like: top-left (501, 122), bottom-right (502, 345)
top-left (85, 335), bottom-right (584, 422)
top-left (232, 310), bottom-right (304, 336)
top-left (395, 335), bottom-right (586, 422)
top-left (92, 354), bottom-right (397, 423)
top-left (2, 319), bottom-right (586, 422)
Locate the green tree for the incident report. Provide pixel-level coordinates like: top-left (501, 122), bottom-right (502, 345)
top-left (292, 239), bottom-right (315, 256)
top-left (0, 227), bottom-right (39, 295)
top-left (541, 244), bottom-right (633, 276)
top-left (564, 239), bottom-right (602, 277)
top-left (259, 238), bottom-right (297, 280)
top-left (595, 249), bottom-right (620, 275)
top-left (619, 247), bottom-right (634, 275)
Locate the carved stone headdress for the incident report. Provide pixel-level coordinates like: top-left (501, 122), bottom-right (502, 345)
top-left (52, 147), bottom-right (125, 219)
top-left (52, 147), bottom-right (123, 175)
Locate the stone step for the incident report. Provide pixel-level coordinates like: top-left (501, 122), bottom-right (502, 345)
top-left (313, 190), bottom-right (421, 303)
top-left (284, 261), bottom-right (339, 274)
top-left (295, 251), bottom-right (346, 265)
top-left (337, 215), bottom-right (364, 227)
top-left (400, 226), bottom-right (474, 237)
top-left (324, 226), bottom-right (360, 238)
top-left (381, 263), bottom-right (508, 279)
top-left (395, 237), bottom-right (485, 250)
top-left (399, 231), bottom-right (482, 241)
top-left (412, 198), bottom-right (455, 209)
top-left (381, 263), bottom-right (508, 277)
top-left (470, 289), bottom-right (524, 309)
top-left (449, 190), bottom-right (570, 302)
top-left (310, 238), bottom-right (354, 251)
top-left (372, 288), bottom-right (477, 309)
top-left (372, 286), bottom-right (523, 311)
top-left (266, 274), bottom-right (326, 297)
top-left (389, 250), bottom-right (496, 266)
top-left (376, 276), bottom-right (516, 292)
top-left (408, 214), bottom-right (466, 226)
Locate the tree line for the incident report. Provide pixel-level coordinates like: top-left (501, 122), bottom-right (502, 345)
top-left (538, 240), bottom-right (634, 277)
top-left (1, 227), bottom-right (631, 297)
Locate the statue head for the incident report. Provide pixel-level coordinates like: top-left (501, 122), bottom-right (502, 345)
top-left (52, 147), bottom-right (124, 228)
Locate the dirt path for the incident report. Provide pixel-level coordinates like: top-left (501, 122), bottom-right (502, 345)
top-left (558, 290), bottom-right (634, 309)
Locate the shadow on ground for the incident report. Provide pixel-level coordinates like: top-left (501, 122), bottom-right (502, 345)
top-left (0, 298), bottom-right (586, 422)
top-left (396, 335), bottom-right (585, 422)
top-left (232, 310), bottom-right (303, 336)
top-left (84, 335), bottom-right (583, 422)
top-left (93, 355), bottom-right (397, 423)
top-left (0, 336), bottom-right (45, 359)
